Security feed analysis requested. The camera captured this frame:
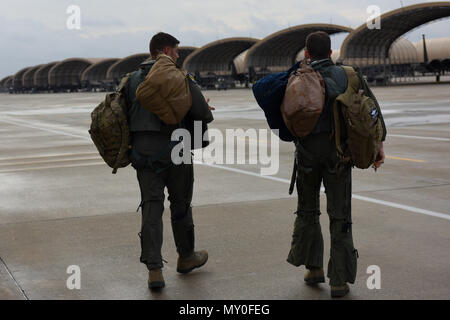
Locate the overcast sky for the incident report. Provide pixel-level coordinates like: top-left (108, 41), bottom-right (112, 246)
top-left (1, 0), bottom-right (449, 79)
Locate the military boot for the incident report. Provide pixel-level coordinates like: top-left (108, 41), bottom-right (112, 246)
top-left (331, 283), bottom-right (350, 298)
top-left (177, 250), bottom-right (209, 274)
top-left (148, 268), bottom-right (165, 290)
top-left (304, 267), bottom-right (325, 284)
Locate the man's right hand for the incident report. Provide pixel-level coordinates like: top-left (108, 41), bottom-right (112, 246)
top-left (206, 98), bottom-right (215, 111)
top-left (373, 142), bottom-right (385, 172)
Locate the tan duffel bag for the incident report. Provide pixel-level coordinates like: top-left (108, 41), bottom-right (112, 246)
top-left (136, 54), bottom-right (192, 125)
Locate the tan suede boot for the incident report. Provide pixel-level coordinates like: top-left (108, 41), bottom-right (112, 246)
top-left (304, 268), bottom-right (325, 284)
top-left (177, 250), bottom-right (208, 274)
top-left (331, 283), bottom-right (350, 298)
top-left (148, 268), bottom-right (165, 290)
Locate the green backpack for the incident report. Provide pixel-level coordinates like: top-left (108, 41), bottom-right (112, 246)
top-left (333, 66), bottom-right (383, 169)
top-left (89, 74), bottom-right (132, 174)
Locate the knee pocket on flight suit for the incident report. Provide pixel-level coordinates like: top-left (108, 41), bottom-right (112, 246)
top-left (330, 219), bottom-right (352, 239)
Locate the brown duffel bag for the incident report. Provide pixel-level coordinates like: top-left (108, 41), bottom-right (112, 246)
top-left (281, 63), bottom-right (325, 137)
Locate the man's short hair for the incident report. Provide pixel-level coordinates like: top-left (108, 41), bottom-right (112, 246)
top-left (149, 32), bottom-right (180, 56)
top-left (305, 31), bottom-right (331, 60)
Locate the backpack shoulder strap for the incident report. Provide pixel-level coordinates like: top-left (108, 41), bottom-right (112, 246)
top-left (117, 73), bottom-right (132, 93)
top-left (333, 65), bottom-right (359, 157)
top-left (341, 66), bottom-right (360, 93)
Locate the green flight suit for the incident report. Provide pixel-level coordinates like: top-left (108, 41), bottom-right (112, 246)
top-left (286, 58), bottom-right (385, 286)
top-left (126, 60), bottom-right (195, 271)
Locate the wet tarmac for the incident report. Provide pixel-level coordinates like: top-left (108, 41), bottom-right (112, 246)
top-left (0, 83), bottom-right (449, 300)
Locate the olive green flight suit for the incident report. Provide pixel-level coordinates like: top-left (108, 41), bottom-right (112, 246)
top-left (286, 59), bottom-right (359, 286)
top-left (126, 60), bottom-right (196, 271)
top-left (132, 131), bottom-right (195, 271)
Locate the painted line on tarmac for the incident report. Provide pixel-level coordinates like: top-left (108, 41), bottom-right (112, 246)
top-left (0, 152), bottom-right (99, 163)
top-left (388, 134), bottom-right (450, 142)
top-left (351, 194), bottom-right (450, 220)
top-left (386, 155), bottom-right (425, 163)
top-left (0, 256), bottom-right (29, 300)
top-left (0, 157), bottom-right (101, 167)
top-left (0, 118), bottom-right (90, 141)
top-left (2, 116), bottom-right (448, 220)
top-left (194, 161), bottom-right (450, 221)
top-left (0, 161), bottom-right (105, 173)
top-left (195, 161), bottom-right (292, 184)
